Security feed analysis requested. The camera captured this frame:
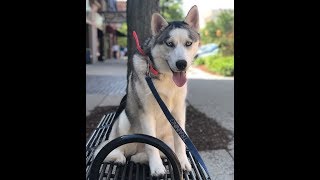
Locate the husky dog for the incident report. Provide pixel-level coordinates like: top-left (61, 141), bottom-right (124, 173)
top-left (94, 5), bottom-right (200, 176)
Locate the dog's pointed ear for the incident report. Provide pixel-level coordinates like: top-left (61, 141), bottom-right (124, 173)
top-left (184, 5), bottom-right (199, 32)
top-left (151, 13), bottom-right (168, 35)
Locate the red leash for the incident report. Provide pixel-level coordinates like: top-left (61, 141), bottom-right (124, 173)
top-left (132, 31), bottom-right (146, 56)
top-left (132, 31), bottom-right (159, 76)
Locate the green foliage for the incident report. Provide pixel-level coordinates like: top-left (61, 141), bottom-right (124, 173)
top-left (216, 10), bottom-right (234, 35)
top-left (200, 21), bottom-right (217, 45)
top-left (207, 56), bottom-right (234, 76)
top-left (200, 10), bottom-right (234, 56)
top-left (160, 0), bottom-right (184, 21)
top-left (117, 23), bottom-right (127, 47)
top-left (194, 54), bottom-right (220, 66)
top-left (194, 57), bottom-right (206, 65)
top-left (194, 54), bottom-right (234, 76)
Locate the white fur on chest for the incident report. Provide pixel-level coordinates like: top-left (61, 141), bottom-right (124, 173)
top-left (153, 74), bottom-right (187, 110)
top-left (151, 74), bottom-right (187, 139)
top-left (132, 54), bottom-right (187, 138)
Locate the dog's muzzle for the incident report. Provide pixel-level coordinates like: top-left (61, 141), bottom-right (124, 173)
top-left (176, 60), bottom-right (187, 71)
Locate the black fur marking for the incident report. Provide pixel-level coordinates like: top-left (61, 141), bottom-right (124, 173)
top-left (155, 21), bottom-right (200, 45)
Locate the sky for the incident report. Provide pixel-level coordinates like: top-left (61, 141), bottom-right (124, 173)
top-left (182, 0), bottom-right (234, 28)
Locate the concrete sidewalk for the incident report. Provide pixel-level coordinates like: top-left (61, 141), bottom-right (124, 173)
top-left (86, 59), bottom-right (234, 179)
top-left (86, 60), bottom-right (127, 116)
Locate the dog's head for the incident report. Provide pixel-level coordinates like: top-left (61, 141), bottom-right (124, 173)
top-left (150, 5), bottom-right (200, 87)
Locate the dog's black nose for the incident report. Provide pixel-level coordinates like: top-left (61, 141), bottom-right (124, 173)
top-left (176, 60), bottom-right (187, 70)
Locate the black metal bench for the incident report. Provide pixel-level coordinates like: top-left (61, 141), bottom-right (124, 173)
top-left (86, 112), bottom-right (211, 180)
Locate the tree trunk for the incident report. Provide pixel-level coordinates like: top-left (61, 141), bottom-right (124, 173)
top-left (126, 0), bottom-right (160, 80)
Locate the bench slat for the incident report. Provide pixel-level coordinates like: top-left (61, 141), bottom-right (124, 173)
top-left (86, 112), bottom-right (210, 180)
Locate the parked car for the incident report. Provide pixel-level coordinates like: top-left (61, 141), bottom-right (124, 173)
top-left (195, 43), bottom-right (219, 59)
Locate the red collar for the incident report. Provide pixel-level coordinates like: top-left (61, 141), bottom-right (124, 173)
top-left (132, 31), bottom-right (159, 76)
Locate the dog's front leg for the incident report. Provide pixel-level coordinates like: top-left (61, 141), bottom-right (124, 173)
top-left (172, 102), bottom-right (192, 172)
top-left (140, 113), bottom-right (167, 176)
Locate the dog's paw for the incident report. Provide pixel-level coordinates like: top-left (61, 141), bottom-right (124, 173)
top-left (178, 154), bottom-right (192, 171)
top-left (104, 150), bottom-right (126, 164)
top-left (131, 152), bottom-right (148, 164)
top-left (150, 161), bottom-right (167, 177)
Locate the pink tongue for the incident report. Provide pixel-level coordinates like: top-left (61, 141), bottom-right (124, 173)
top-left (172, 71), bottom-right (187, 87)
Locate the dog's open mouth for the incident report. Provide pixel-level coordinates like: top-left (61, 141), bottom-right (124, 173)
top-left (172, 71), bottom-right (187, 87)
top-left (166, 60), bottom-right (187, 87)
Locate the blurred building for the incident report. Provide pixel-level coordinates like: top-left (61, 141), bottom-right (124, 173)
top-left (86, 0), bottom-right (127, 63)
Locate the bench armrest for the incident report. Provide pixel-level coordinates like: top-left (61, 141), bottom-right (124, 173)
top-left (89, 134), bottom-right (182, 180)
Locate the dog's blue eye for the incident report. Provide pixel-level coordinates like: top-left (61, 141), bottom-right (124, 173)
top-left (186, 41), bottom-right (192, 47)
top-left (165, 42), bottom-right (174, 47)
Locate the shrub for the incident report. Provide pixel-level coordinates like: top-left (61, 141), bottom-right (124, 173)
top-left (194, 54), bottom-right (234, 76)
top-left (194, 56), bottom-right (206, 65)
top-left (207, 56), bottom-right (234, 76)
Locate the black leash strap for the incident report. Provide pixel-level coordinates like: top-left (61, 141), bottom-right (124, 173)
top-left (145, 76), bottom-right (211, 179)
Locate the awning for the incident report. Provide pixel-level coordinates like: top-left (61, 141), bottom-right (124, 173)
top-left (116, 30), bottom-right (126, 37)
top-left (105, 25), bottom-right (127, 37)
